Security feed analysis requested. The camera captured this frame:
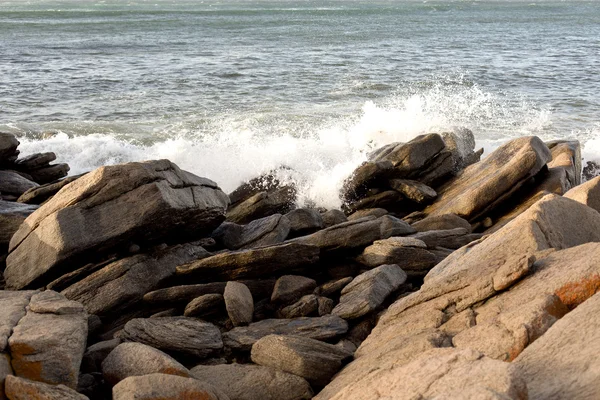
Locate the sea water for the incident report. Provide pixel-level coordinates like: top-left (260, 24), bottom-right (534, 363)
top-left (1, 0), bottom-right (599, 208)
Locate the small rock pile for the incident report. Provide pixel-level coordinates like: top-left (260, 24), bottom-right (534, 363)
top-left (1, 129), bottom-right (600, 400)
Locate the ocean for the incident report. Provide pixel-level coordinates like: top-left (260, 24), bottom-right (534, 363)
top-left (1, 0), bottom-right (599, 208)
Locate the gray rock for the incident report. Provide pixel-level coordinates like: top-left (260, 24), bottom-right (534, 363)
top-left (0, 201), bottom-right (38, 252)
top-left (0, 290), bottom-right (37, 352)
top-left (0, 132), bottom-right (19, 162)
top-left (564, 175), bottom-right (600, 213)
top-left (8, 291), bottom-right (88, 389)
top-left (285, 208), bottom-right (324, 236)
top-left (14, 152), bottom-right (56, 170)
top-left (409, 228), bottom-right (482, 249)
top-left (27, 163), bottom-right (70, 184)
top-left (224, 281), bottom-right (254, 326)
top-left (379, 215), bottom-right (417, 237)
top-left (101, 342), bottom-right (190, 385)
top-left (0, 171), bottom-right (38, 197)
top-left (280, 295), bottom-right (319, 318)
top-left (356, 237), bottom-right (438, 275)
top-left (191, 363), bottom-right (313, 400)
top-left (1, 353), bottom-right (12, 400)
top-left (227, 187), bottom-right (296, 224)
top-left (411, 213), bottom-right (472, 233)
top-left (347, 208), bottom-right (387, 221)
top-left (344, 190), bottom-right (403, 213)
top-left (547, 139), bottom-right (581, 188)
top-left (4, 375), bottom-right (88, 400)
top-left (251, 335), bottom-right (352, 387)
top-left (441, 128), bottom-right (479, 170)
top-left (81, 338), bottom-right (121, 373)
top-left (17, 174), bottom-right (86, 205)
top-left (184, 294), bottom-right (224, 317)
top-left (317, 297), bottom-right (335, 316)
top-left (223, 315), bottom-right (349, 352)
top-left (176, 243), bottom-right (320, 282)
top-left (112, 373), bottom-right (229, 400)
top-left (271, 275), bottom-right (317, 305)
top-left (314, 277), bottom-right (352, 297)
top-left (332, 264), bottom-right (407, 320)
top-left (5, 160), bottom-right (229, 290)
top-left (61, 243), bottom-right (210, 318)
top-left (120, 317), bottom-right (222, 359)
top-left (320, 210), bottom-right (347, 227)
top-left (341, 161), bottom-right (393, 201)
top-left (213, 214), bottom-right (291, 250)
top-left (389, 179), bottom-right (437, 204)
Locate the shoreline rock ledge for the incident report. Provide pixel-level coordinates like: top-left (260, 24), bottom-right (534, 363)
top-left (1, 130), bottom-right (600, 400)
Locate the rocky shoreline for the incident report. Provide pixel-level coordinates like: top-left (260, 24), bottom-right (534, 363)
top-left (1, 129), bottom-right (599, 399)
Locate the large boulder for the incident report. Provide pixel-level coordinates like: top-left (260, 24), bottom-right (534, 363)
top-left (5, 160), bottom-right (229, 290)
top-left (112, 373), bottom-right (229, 400)
top-left (423, 136), bottom-right (552, 221)
top-left (191, 363), bottom-right (313, 400)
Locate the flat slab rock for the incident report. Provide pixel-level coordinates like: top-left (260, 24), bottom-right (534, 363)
top-left (4, 375), bottom-right (89, 400)
top-left (223, 315), bottom-right (348, 352)
top-left (356, 237), bottom-right (437, 275)
top-left (213, 214), bottom-right (290, 250)
top-left (112, 373), bottom-right (229, 400)
top-left (120, 317), bottom-right (223, 359)
top-left (5, 159), bottom-right (229, 290)
top-left (191, 363), bottom-right (313, 400)
top-left (332, 264), bottom-right (407, 320)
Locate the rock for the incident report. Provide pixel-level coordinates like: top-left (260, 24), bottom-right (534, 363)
top-left (280, 295), bottom-right (319, 318)
top-left (0, 201), bottom-right (38, 253)
top-left (389, 179), bottom-right (437, 204)
top-left (514, 291), bottom-right (600, 400)
top-left (190, 363), bottom-right (313, 400)
top-left (17, 174), bottom-right (85, 205)
top-left (379, 214), bottom-right (417, 237)
top-left (5, 160), bottom-right (229, 290)
top-left (224, 281), bottom-right (254, 326)
top-left (409, 228), bottom-right (482, 249)
top-left (0, 171), bottom-right (38, 197)
top-left (411, 213), bottom-right (472, 233)
top-left (101, 342), bottom-right (190, 385)
top-left (14, 152), bottom-right (56, 169)
top-left (213, 214), bottom-right (291, 250)
top-left (8, 291), bottom-right (87, 389)
top-left (341, 161), bottom-right (393, 201)
top-left (4, 375), bottom-right (88, 400)
top-left (424, 136), bottom-right (552, 221)
top-left (344, 190), bottom-right (403, 213)
top-left (332, 264), bottom-right (407, 320)
top-left (0, 291), bottom-right (38, 352)
top-left (547, 139), bottom-right (581, 188)
top-left (61, 243), bottom-right (210, 319)
top-left (416, 150), bottom-right (456, 187)
top-left (223, 315), bottom-right (349, 352)
top-left (317, 297), bottom-right (335, 316)
top-left (271, 275), bottom-right (317, 305)
top-left (356, 237), bottom-right (438, 276)
top-left (314, 277), bottom-right (352, 297)
top-left (284, 208), bottom-right (324, 237)
top-left (27, 163), bottom-right (70, 185)
top-left (320, 210), bottom-right (347, 227)
top-left (120, 317), bottom-right (222, 359)
top-left (184, 294), bottom-right (224, 318)
top-left (1, 353), bottom-right (12, 400)
top-left (81, 338), bottom-right (121, 373)
top-left (318, 348), bottom-right (527, 400)
top-left (227, 187), bottom-right (296, 224)
top-left (346, 208), bottom-right (387, 221)
top-left (251, 335), bottom-right (352, 387)
top-left (176, 242), bottom-right (320, 282)
top-left (0, 133), bottom-right (19, 163)
top-left (583, 160), bottom-right (600, 181)
top-left (45, 257), bottom-right (118, 293)
top-left (564, 175), bottom-right (600, 213)
top-left (441, 128), bottom-right (480, 169)
top-left (112, 373), bottom-right (228, 400)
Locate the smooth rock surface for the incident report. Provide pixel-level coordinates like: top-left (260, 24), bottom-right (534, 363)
top-left (411, 213), bottom-right (472, 232)
top-left (564, 175), bottom-right (600, 213)
top-left (271, 275), bottom-right (317, 305)
top-left (409, 228), bottom-right (482, 249)
top-left (224, 281), bottom-right (254, 326)
top-left (4, 375), bottom-right (88, 400)
top-left (356, 237), bottom-right (437, 275)
top-left (184, 294), bottom-right (224, 317)
top-left (285, 208), bottom-right (324, 236)
top-left (17, 174), bottom-right (85, 205)
top-left (213, 214), bottom-right (290, 250)
top-left (227, 186), bottom-right (295, 224)
top-left (112, 373), bottom-right (229, 400)
top-left (0, 171), bottom-right (38, 197)
top-left (0, 291), bottom-right (37, 352)
top-left (0, 201), bottom-right (38, 251)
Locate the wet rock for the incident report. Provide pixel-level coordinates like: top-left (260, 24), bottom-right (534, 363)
top-left (280, 295), bottom-right (319, 318)
top-left (8, 291), bottom-right (87, 389)
top-left (564, 175), bottom-right (600, 213)
top-left (184, 294), bottom-right (224, 318)
top-left (320, 209), bottom-right (347, 227)
top-left (424, 136), bottom-right (552, 221)
top-left (191, 363), bottom-right (313, 400)
top-left (515, 291), bottom-right (600, 400)
top-left (213, 214), bottom-right (291, 250)
top-left (61, 243), bottom-right (209, 318)
top-left (101, 342), bottom-right (190, 385)
top-left (4, 375), bottom-right (88, 400)
top-left (14, 152), bottom-right (56, 170)
top-left (0, 201), bottom-right (37, 253)
top-left (224, 281), bottom-right (254, 326)
top-left (314, 277), bottom-right (352, 297)
top-left (176, 242), bottom-right (319, 282)
top-left (284, 208), bottom-right (324, 237)
top-left (389, 179), bottom-right (437, 204)
top-left (0, 171), bottom-right (38, 197)
top-left (344, 190), bottom-right (403, 213)
top-left (223, 315), bottom-right (348, 352)
top-left (227, 186), bottom-right (296, 224)
top-left (81, 338), bottom-right (121, 373)
top-left (17, 173), bottom-right (85, 205)
top-left (347, 208), bottom-right (387, 221)
top-left (409, 228), bottom-right (482, 249)
top-left (441, 128), bottom-right (480, 169)
top-left (332, 264), bottom-right (407, 320)
top-left (356, 237), bottom-right (437, 275)
top-left (341, 161), bottom-right (393, 201)
top-left (0, 132), bottom-right (19, 163)
top-left (251, 334), bottom-right (352, 387)
top-left (271, 275), bottom-right (317, 305)
top-left (120, 317), bottom-right (222, 359)
top-left (5, 160), bottom-right (229, 290)
top-left (112, 373), bottom-right (228, 400)
top-left (411, 213), bottom-right (471, 233)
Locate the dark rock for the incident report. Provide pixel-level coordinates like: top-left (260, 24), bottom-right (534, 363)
top-left (0, 200), bottom-right (37, 253)
top-left (4, 375), bottom-right (88, 400)
top-left (388, 179), bottom-right (437, 204)
top-left (184, 294), bottom-right (224, 318)
top-left (441, 128), bottom-right (479, 170)
top-left (112, 373), bottom-right (228, 400)
top-left (5, 160), bottom-right (229, 290)
top-left (409, 228), bottom-right (483, 249)
top-left (411, 213), bottom-right (472, 233)
top-left (17, 173), bottom-right (86, 205)
top-left (379, 215), bottom-right (417, 237)
top-left (176, 242), bottom-right (320, 282)
top-left (546, 139), bottom-right (581, 188)
top-left (82, 338), bottom-right (121, 373)
top-left (341, 161), bottom-right (393, 202)
top-left (190, 363), bottom-right (313, 400)
top-left (356, 237), bottom-right (438, 276)
top-left (251, 334), bottom-right (352, 387)
top-left (271, 275), bottom-right (317, 305)
top-left (213, 214), bottom-right (291, 250)
top-left (227, 187), bottom-right (296, 224)
top-left (285, 208), bottom-right (324, 237)
top-left (27, 163), bottom-right (70, 184)
top-left (347, 208), bottom-right (387, 221)
top-left (46, 257), bottom-right (118, 293)
top-left (0, 170), bottom-right (38, 197)
top-left (150, 308), bottom-right (179, 318)
top-left (120, 317), bottom-right (222, 359)
top-left (14, 152), bottom-right (56, 169)
top-left (314, 277), bottom-right (352, 297)
top-left (332, 264), bottom-right (407, 320)
top-left (320, 209), bottom-right (347, 227)
top-left (280, 295), bottom-right (319, 318)
top-left (317, 297), bottom-right (335, 316)
top-left (224, 281), bottom-right (254, 326)
top-left (0, 132), bottom-right (19, 163)
top-left (344, 190), bottom-right (403, 213)
top-left (223, 315), bottom-right (349, 352)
